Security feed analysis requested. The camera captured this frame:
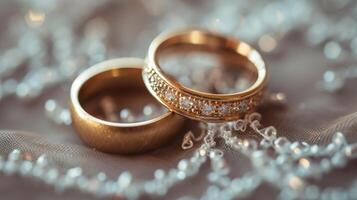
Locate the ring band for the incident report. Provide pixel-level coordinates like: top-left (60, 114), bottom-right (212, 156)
top-left (142, 29), bottom-right (268, 122)
top-left (70, 58), bottom-right (185, 154)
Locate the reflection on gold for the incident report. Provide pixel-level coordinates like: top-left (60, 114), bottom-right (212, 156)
top-left (25, 10), bottom-right (45, 27)
top-left (111, 69), bottom-right (121, 77)
top-left (236, 42), bottom-right (251, 56)
top-left (189, 30), bottom-right (205, 44)
top-left (100, 96), bottom-right (118, 122)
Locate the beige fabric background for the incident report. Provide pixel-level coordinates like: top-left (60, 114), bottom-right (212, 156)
top-left (0, 1), bottom-right (356, 199)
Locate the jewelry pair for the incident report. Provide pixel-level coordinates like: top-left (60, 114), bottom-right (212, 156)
top-left (70, 29), bottom-right (268, 154)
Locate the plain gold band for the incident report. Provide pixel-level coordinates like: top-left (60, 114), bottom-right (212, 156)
top-left (70, 58), bottom-right (185, 154)
top-left (143, 29), bottom-right (268, 122)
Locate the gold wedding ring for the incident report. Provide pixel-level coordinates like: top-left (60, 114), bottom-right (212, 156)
top-left (142, 29), bottom-right (268, 122)
top-left (70, 58), bottom-right (185, 154)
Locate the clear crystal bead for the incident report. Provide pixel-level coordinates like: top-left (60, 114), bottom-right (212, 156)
top-left (287, 175), bottom-right (304, 191)
top-left (274, 137), bottom-right (291, 152)
top-left (32, 165), bottom-right (45, 177)
top-left (310, 144), bottom-right (320, 155)
top-left (209, 149), bottom-right (224, 159)
top-left (324, 41), bottom-right (342, 60)
top-left (331, 152), bottom-right (347, 168)
top-left (332, 132), bottom-right (347, 147)
top-left (220, 124), bottom-right (232, 134)
top-left (290, 141), bottom-right (304, 157)
top-left (154, 169), bottom-right (165, 180)
top-left (304, 185), bottom-right (319, 200)
top-left (276, 154), bottom-right (292, 166)
top-left (59, 109), bottom-right (71, 125)
top-left (177, 170), bottom-right (187, 180)
top-left (320, 158), bottom-right (331, 172)
top-left (320, 70), bottom-right (344, 92)
top-left (3, 161), bottom-right (17, 175)
top-left (298, 158), bottom-right (311, 169)
top-left (263, 126), bottom-right (277, 140)
top-left (248, 112), bottom-right (262, 123)
top-left (67, 167), bottom-right (83, 178)
top-left (260, 138), bottom-right (272, 148)
top-left (251, 150), bottom-right (268, 167)
top-left (262, 166), bottom-right (281, 182)
top-left (19, 160), bottom-right (33, 175)
top-left (178, 159), bottom-right (189, 171)
top-left (96, 172), bottom-right (107, 182)
top-left (233, 119), bottom-right (246, 131)
top-left (45, 168), bottom-right (59, 184)
top-left (344, 144), bottom-right (357, 159)
top-left (45, 99), bottom-right (57, 114)
top-left (211, 159), bottom-right (229, 173)
top-left (242, 139), bottom-right (258, 152)
top-left (36, 154), bottom-right (49, 167)
top-left (325, 143), bottom-right (338, 155)
top-left (118, 171), bottom-right (132, 189)
top-left (8, 149), bottom-right (21, 161)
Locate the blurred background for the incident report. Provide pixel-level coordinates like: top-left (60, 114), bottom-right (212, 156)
top-left (0, 0), bottom-right (357, 199)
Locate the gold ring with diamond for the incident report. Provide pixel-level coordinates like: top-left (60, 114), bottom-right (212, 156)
top-left (142, 29), bottom-right (268, 122)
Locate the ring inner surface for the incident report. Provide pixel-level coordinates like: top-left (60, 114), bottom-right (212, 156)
top-left (78, 68), bottom-right (167, 123)
top-left (156, 35), bottom-right (259, 95)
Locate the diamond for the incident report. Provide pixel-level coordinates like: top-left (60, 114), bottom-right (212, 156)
top-left (164, 90), bottom-right (176, 101)
top-left (180, 97), bottom-right (193, 110)
top-left (238, 100), bottom-right (249, 112)
top-left (202, 104), bottom-right (214, 115)
top-left (218, 104), bottom-right (230, 115)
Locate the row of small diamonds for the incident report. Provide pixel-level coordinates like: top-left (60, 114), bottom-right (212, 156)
top-left (144, 66), bottom-right (262, 118)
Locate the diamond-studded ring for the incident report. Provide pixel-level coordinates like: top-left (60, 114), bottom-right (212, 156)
top-left (142, 29), bottom-right (268, 122)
